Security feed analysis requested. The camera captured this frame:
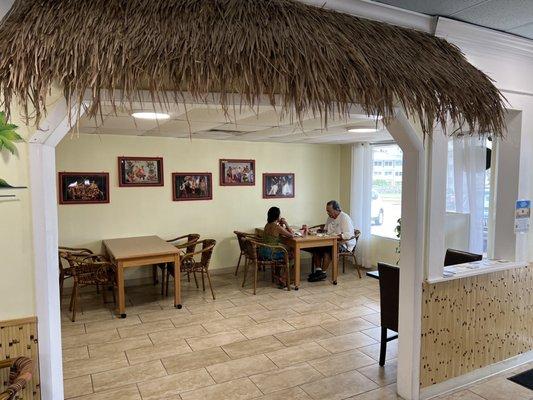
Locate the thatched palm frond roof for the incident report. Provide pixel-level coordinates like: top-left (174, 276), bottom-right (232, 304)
top-left (0, 0), bottom-right (505, 136)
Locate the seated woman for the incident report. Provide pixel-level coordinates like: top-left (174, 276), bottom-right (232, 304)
top-left (260, 206), bottom-right (294, 261)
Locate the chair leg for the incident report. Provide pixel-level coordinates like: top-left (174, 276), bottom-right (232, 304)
top-left (193, 271), bottom-right (199, 288)
top-left (242, 260), bottom-right (249, 288)
top-left (152, 265), bottom-right (158, 285)
top-left (70, 283), bottom-right (78, 322)
top-left (206, 270), bottom-right (216, 300)
top-left (379, 327), bottom-right (387, 366)
top-left (165, 271), bottom-right (171, 297)
top-left (286, 263), bottom-right (291, 292)
top-left (59, 273), bottom-right (64, 299)
top-left (353, 255), bottom-right (362, 278)
top-left (235, 252), bottom-right (243, 276)
top-left (102, 283), bottom-right (108, 304)
top-left (342, 256), bottom-right (346, 274)
top-left (161, 267), bottom-right (166, 295)
top-left (253, 261), bottom-right (258, 295)
top-left (96, 283), bottom-right (100, 294)
top-left (201, 271), bottom-right (206, 291)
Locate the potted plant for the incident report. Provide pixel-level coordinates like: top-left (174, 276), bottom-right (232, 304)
top-left (0, 111), bottom-right (24, 188)
top-left (394, 218), bottom-right (401, 265)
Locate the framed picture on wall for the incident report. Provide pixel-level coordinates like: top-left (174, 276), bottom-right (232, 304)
top-left (58, 172), bottom-right (110, 204)
top-left (118, 156), bottom-right (164, 187)
top-left (219, 159), bottom-right (255, 186)
top-left (263, 173), bottom-right (295, 199)
top-left (172, 173), bottom-right (213, 201)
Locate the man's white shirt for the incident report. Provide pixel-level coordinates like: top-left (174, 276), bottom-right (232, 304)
top-left (325, 211), bottom-right (356, 251)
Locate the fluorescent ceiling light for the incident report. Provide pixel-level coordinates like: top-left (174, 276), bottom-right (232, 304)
top-left (348, 127), bottom-right (379, 133)
top-left (131, 112), bottom-right (170, 120)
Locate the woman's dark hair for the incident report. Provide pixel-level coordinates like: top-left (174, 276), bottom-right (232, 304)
top-left (267, 207), bottom-right (281, 223)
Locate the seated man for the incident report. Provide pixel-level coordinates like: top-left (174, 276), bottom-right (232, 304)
top-left (308, 200), bottom-right (356, 282)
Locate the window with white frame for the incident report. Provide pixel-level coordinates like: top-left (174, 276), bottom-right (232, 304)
top-left (371, 144), bottom-right (403, 238)
top-left (446, 137), bottom-right (493, 254)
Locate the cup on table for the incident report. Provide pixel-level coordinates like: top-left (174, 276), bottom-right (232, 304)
top-left (301, 224), bottom-right (308, 235)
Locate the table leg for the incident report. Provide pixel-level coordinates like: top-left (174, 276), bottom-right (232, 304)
top-left (117, 261), bottom-right (126, 318)
top-left (173, 253), bottom-right (182, 309)
top-left (332, 239), bottom-right (338, 285)
top-left (294, 243), bottom-right (301, 290)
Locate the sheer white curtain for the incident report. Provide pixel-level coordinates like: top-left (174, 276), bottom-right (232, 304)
top-left (350, 142), bottom-right (373, 268)
top-left (448, 136), bottom-right (486, 254)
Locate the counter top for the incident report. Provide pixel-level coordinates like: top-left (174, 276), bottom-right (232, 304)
top-left (426, 259), bottom-right (529, 284)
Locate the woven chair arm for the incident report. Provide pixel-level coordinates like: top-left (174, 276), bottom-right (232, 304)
top-left (254, 242), bottom-right (289, 253)
top-left (70, 260), bottom-right (116, 277)
top-left (59, 246), bottom-right (93, 253)
top-left (174, 240), bottom-right (199, 250)
top-left (0, 357), bottom-right (33, 400)
top-left (166, 234), bottom-right (190, 243)
top-left (339, 235), bottom-right (356, 244)
top-left (181, 243), bottom-right (216, 262)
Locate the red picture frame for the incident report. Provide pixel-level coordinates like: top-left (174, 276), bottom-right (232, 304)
top-left (118, 156), bottom-right (164, 187)
top-left (172, 173), bottom-right (213, 201)
top-left (219, 159), bottom-right (255, 186)
top-left (58, 172), bottom-right (110, 204)
top-left (263, 173), bottom-right (295, 199)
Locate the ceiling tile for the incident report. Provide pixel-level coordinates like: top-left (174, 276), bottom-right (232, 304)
top-left (453, 0), bottom-right (533, 30)
top-left (508, 21), bottom-right (533, 40)
top-left (374, 0), bottom-right (486, 16)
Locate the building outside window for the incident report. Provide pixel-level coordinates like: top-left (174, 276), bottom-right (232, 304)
top-left (371, 144), bottom-right (403, 238)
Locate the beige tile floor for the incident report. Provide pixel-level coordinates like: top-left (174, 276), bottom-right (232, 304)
top-left (60, 265), bottom-right (533, 400)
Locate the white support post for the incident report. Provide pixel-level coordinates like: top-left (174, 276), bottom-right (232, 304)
top-left (385, 111), bottom-right (426, 400)
top-left (425, 129), bottom-right (448, 281)
top-left (29, 143), bottom-right (64, 400)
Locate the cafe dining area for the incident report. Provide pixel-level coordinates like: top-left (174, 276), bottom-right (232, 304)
top-left (1, 1), bottom-right (533, 400)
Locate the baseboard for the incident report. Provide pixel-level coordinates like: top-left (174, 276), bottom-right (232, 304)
top-left (420, 350), bottom-right (533, 399)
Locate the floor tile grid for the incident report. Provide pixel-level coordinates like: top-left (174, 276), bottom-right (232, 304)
top-left (62, 269), bottom-right (396, 399)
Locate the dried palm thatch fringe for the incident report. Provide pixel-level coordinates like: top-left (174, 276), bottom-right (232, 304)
top-left (0, 0), bottom-right (505, 137)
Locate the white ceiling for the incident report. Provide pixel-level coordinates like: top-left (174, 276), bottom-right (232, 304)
top-left (374, 0), bottom-right (533, 40)
top-left (73, 104), bottom-right (392, 145)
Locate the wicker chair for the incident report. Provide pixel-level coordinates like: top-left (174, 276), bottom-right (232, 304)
top-left (338, 229), bottom-right (362, 276)
top-left (64, 253), bottom-right (116, 322)
top-left (233, 231), bottom-right (261, 276)
top-left (165, 239), bottom-right (217, 300)
top-left (0, 357), bottom-right (34, 400)
top-left (153, 234), bottom-right (200, 288)
top-left (242, 239), bottom-right (292, 295)
top-left (58, 246), bottom-right (94, 299)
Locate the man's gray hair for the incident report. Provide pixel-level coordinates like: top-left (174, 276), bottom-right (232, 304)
top-left (326, 200), bottom-right (341, 211)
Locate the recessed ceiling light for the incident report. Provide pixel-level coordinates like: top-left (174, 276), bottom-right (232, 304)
top-left (348, 127), bottom-right (379, 133)
top-left (131, 112), bottom-right (170, 120)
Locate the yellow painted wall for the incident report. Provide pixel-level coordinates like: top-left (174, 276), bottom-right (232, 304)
top-left (0, 118), bottom-right (35, 320)
top-left (0, 89), bottom-right (63, 320)
top-left (56, 134), bottom-right (341, 275)
top-left (339, 145), bottom-right (352, 214)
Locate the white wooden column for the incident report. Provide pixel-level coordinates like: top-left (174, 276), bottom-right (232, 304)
top-left (386, 111), bottom-right (426, 400)
top-left (29, 142), bottom-right (64, 400)
top-left (425, 128), bottom-right (448, 281)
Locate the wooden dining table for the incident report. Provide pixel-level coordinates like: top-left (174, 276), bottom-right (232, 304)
top-left (102, 235), bottom-right (182, 317)
top-left (255, 228), bottom-right (338, 289)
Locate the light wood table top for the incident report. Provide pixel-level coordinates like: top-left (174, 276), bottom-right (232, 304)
top-left (103, 235), bottom-right (179, 261)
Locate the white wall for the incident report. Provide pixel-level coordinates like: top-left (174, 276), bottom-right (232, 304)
top-left (56, 134), bottom-right (341, 277)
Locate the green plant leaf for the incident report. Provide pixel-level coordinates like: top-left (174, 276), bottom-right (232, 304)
top-left (0, 178), bottom-right (13, 188)
top-left (0, 136), bottom-right (17, 154)
top-left (0, 130), bottom-right (23, 141)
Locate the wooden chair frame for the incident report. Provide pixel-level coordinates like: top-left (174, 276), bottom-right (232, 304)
top-left (58, 246), bottom-right (93, 298)
top-left (338, 229), bottom-right (362, 277)
top-left (65, 253), bottom-right (117, 322)
top-left (153, 234), bottom-right (200, 288)
top-left (242, 239), bottom-right (292, 295)
top-left (233, 231), bottom-right (261, 276)
top-left (165, 239), bottom-right (217, 300)
top-left (0, 357), bottom-right (33, 400)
